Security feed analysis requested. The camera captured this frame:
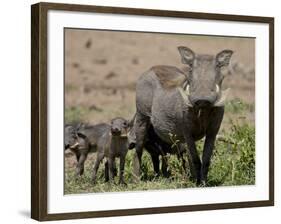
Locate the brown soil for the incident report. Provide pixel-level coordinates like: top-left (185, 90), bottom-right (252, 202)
top-left (65, 29), bottom-right (255, 128)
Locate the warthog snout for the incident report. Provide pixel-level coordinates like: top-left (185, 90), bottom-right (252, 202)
top-left (189, 95), bottom-right (217, 108)
top-left (111, 127), bottom-right (121, 135)
top-left (194, 99), bottom-right (212, 108)
top-left (186, 83), bottom-right (219, 108)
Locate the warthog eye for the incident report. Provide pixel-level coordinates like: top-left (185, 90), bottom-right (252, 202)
top-left (71, 133), bottom-right (78, 139)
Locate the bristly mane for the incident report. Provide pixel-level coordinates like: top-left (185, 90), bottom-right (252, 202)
top-left (152, 65), bottom-right (187, 89)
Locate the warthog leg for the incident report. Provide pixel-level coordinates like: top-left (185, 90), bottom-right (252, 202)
top-left (200, 107), bottom-right (224, 185)
top-left (107, 157), bottom-right (115, 183)
top-left (133, 112), bottom-right (150, 181)
top-left (75, 152), bottom-right (87, 176)
top-left (185, 137), bottom-right (202, 185)
top-left (185, 149), bottom-right (196, 179)
top-left (201, 134), bottom-right (216, 185)
top-left (92, 152), bottom-right (104, 183)
top-left (105, 161), bottom-right (117, 182)
top-left (151, 154), bottom-right (160, 177)
top-left (119, 155), bottom-right (126, 185)
top-left (161, 156), bottom-right (169, 177)
top-left (104, 161), bottom-right (109, 182)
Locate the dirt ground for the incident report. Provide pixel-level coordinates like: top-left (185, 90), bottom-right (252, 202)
top-left (65, 29), bottom-right (255, 125)
top-left (64, 29), bottom-right (255, 192)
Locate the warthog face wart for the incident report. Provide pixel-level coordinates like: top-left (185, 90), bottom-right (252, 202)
top-left (178, 46), bottom-right (233, 108)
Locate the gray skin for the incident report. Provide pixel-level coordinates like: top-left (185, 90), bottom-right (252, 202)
top-left (64, 123), bottom-right (110, 176)
top-left (129, 117), bottom-right (186, 177)
top-left (65, 125), bottom-right (76, 151)
top-left (92, 117), bottom-right (132, 185)
top-left (133, 46), bottom-right (233, 185)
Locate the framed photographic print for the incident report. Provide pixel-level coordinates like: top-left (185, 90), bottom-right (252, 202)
top-left (31, 2), bottom-right (274, 221)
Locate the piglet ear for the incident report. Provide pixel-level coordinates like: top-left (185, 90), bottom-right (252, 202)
top-left (124, 120), bottom-right (129, 128)
top-left (178, 46), bottom-right (195, 66)
top-left (216, 50), bottom-right (233, 67)
top-left (128, 115), bottom-right (135, 128)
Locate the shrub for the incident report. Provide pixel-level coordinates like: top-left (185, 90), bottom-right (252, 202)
top-left (208, 123), bottom-right (255, 186)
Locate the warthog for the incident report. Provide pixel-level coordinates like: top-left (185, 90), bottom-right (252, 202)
top-left (64, 123), bottom-right (110, 176)
top-left (129, 117), bottom-right (186, 177)
top-left (92, 117), bottom-right (132, 185)
top-left (134, 46), bottom-right (233, 185)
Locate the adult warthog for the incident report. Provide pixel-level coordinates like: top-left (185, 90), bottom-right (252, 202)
top-left (134, 46), bottom-right (233, 185)
top-left (129, 116), bottom-right (187, 177)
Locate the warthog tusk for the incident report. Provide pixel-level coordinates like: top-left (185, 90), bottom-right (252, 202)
top-left (177, 87), bottom-right (193, 107)
top-left (216, 84), bottom-right (220, 93)
top-left (185, 85), bottom-right (190, 95)
top-left (214, 88), bottom-right (230, 107)
top-left (197, 109), bottom-right (201, 118)
top-left (70, 142), bottom-right (79, 149)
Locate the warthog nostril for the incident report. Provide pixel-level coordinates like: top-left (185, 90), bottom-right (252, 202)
top-left (190, 95), bottom-right (216, 107)
top-left (194, 100), bottom-right (212, 108)
top-left (111, 128), bottom-right (121, 135)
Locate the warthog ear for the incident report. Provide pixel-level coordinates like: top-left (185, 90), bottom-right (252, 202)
top-left (128, 115), bottom-right (135, 128)
top-left (178, 46), bottom-right (195, 66)
top-left (216, 50), bottom-right (233, 67)
top-left (123, 120), bottom-right (129, 128)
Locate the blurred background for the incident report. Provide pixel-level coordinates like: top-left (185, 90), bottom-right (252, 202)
top-left (64, 29), bottom-right (255, 131)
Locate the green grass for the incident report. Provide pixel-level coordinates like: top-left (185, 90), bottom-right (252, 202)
top-left (208, 123), bottom-right (255, 186)
top-left (64, 123), bottom-right (255, 194)
top-left (225, 98), bottom-right (254, 114)
top-left (65, 106), bottom-right (91, 123)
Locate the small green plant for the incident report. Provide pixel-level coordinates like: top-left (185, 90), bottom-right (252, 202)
top-left (209, 123), bottom-right (255, 186)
